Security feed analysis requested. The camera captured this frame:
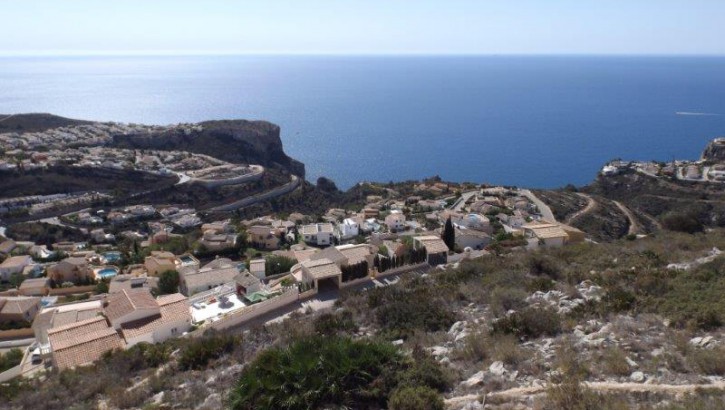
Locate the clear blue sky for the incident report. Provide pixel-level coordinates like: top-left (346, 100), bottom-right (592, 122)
top-left (1, 0), bottom-right (723, 55)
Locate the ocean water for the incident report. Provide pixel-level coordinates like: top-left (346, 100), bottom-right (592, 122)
top-left (1, 55), bottom-right (724, 189)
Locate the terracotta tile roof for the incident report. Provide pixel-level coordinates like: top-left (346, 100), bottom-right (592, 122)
top-left (292, 249), bottom-right (317, 262)
top-left (48, 316), bottom-right (124, 370)
top-left (182, 266), bottom-right (238, 290)
top-left (105, 289), bottom-right (159, 324)
top-left (523, 222), bottom-right (569, 239)
top-left (415, 235), bottom-right (449, 254)
top-left (19, 278), bottom-right (49, 292)
top-left (0, 255), bottom-right (32, 269)
top-left (337, 244), bottom-right (372, 265)
top-left (310, 247), bottom-right (347, 265)
top-left (120, 294), bottom-right (190, 341)
top-left (303, 258), bottom-right (342, 280)
top-left (0, 297), bottom-right (39, 315)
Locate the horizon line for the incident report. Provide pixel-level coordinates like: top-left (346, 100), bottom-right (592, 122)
top-left (1, 50), bottom-right (725, 58)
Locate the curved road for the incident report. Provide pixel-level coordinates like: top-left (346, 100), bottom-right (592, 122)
top-left (567, 193), bottom-right (597, 224)
top-left (207, 174), bottom-right (301, 212)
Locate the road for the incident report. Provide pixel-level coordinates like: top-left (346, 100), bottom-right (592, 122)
top-left (207, 174), bottom-right (301, 212)
top-left (519, 189), bottom-right (556, 223)
top-left (446, 380), bottom-right (725, 409)
top-left (450, 191), bottom-right (478, 212)
top-left (613, 200), bottom-right (642, 236)
top-left (566, 193), bottom-right (597, 224)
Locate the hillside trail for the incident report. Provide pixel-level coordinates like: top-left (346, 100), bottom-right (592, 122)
top-left (445, 380), bottom-right (725, 408)
top-left (613, 200), bottom-right (643, 235)
top-left (566, 193), bottom-right (597, 224)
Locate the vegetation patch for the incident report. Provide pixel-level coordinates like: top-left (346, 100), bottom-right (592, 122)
top-left (228, 335), bottom-right (448, 410)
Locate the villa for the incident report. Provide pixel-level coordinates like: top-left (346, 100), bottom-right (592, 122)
top-left (413, 236), bottom-right (449, 266)
top-left (293, 258), bottom-right (342, 290)
top-left (179, 258), bottom-right (240, 296)
top-left (48, 316), bottom-right (126, 370)
top-left (0, 296), bottom-right (41, 324)
top-left (384, 211), bottom-right (406, 232)
top-left (301, 223), bottom-right (335, 246)
top-left (0, 255), bottom-right (33, 281)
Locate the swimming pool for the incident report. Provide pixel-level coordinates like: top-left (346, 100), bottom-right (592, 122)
top-left (103, 251), bottom-right (122, 263)
top-left (96, 267), bottom-right (119, 279)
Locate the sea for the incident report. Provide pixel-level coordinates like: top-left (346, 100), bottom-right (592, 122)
top-left (1, 55), bottom-right (724, 190)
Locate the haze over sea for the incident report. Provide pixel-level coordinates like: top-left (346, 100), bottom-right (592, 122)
top-left (1, 55), bottom-right (724, 189)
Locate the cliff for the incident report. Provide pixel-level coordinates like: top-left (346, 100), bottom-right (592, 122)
top-left (112, 120), bottom-right (305, 177)
top-left (702, 138), bottom-right (725, 162)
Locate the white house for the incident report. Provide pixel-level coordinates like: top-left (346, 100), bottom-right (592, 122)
top-left (337, 218), bottom-right (360, 240)
top-left (105, 289), bottom-right (191, 347)
top-left (301, 223), bottom-right (335, 246)
top-left (384, 211), bottom-right (406, 232)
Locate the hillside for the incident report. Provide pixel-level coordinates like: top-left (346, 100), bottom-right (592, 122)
top-left (0, 113), bottom-right (91, 133)
top-left (2, 229), bottom-right (725, 409)
top-left (110, 119), bottom-right (305, 177)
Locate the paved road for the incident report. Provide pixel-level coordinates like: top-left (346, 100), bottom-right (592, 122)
top-left (451, 191), bottom-right (478, 212)
top-left (520, 189), bottom-right (556, 223)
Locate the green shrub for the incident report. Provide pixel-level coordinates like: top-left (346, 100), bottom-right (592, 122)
top-left (689, 347), bottom-right (725, 376)
top-left (178, 331), bottom-right (240, 370)
top-left (492, 307), bottom-right (561, 339)
top-left (662, 212), bottom-right (704, 234)
top-left (601, 347), bottom-right (631, 377)
top-left (313, 310), bottom-right (357, 336)
top-left (368, 283), bottom-right (456, 339)
top-left (228, 336), bottom-right (449, 410)
top-left (388, 386), bottom-right (444, 410)
top-left (0, 348), bottom-right (23, 372)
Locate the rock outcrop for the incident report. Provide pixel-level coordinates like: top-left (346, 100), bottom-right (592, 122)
top-left (702, 138), bottom-right (725, 162)
top-left (112, 120), bottom-right (305, 177)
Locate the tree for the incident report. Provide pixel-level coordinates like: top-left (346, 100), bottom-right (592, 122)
top-left (442, 217), bottom-right (455, 251)
top-left (9, 272), bottom-right (24, 289)
top-left (157, 270), bottom-right (180, 295)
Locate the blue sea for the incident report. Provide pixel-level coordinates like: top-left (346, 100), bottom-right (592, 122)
top-left (1, 55), bottom-right (724, 189)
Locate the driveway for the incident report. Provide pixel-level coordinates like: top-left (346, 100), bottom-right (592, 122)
top-left (520, 189), bottom-right (556, 222)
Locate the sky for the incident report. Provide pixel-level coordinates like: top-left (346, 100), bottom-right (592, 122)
top-left (1, 0), bottom-right (723, 56)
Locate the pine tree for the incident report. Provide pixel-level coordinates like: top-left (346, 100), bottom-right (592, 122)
top-left (443, 217), bottom-right (455, 251)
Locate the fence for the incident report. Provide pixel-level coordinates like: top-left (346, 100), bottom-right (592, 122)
top-left (0, 328), bottom-right (34, 341)
top-left (48, 285), bottom-right (96, 296)
top-left (207, 287), bottom-right (299, 331)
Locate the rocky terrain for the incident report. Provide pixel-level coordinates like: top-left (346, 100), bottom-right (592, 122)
top-left (3, 229), bottom-right (725, 409)
top-left (111, 119), bottom-right (305, 177)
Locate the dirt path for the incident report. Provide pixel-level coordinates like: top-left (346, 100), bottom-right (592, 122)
top-left (445, 380), bottom-right (725, 408)
top-left (613, 200), bottom-right (642, 235)
top-left (566, 193), bottom-right (597, 224)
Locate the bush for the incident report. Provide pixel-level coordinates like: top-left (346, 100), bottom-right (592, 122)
top-left (0, 348), bottom-right (23, 372)
top-left (228, 336), bottom-right (449, 410)
top-left (662, 212), bottom-right (704, 234)
top-left (689, 347), bottom-right (725, 376)
top-left (157, 270), bottom-right (180, 295)
top-left (178, 331), bottom-right (240, 370)
top-left (388, 386), bottom-right (444, 410)
top-left (313, 310), bottom-right (358, 336)
top-left (368, 282), bottom-right (456, 339)
top-left (492, 307), bottom-right (561, 339)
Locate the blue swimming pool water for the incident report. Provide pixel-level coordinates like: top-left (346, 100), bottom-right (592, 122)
top-left (98, 267), bottom-right (119, 279)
